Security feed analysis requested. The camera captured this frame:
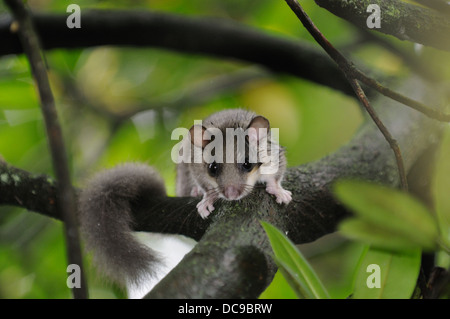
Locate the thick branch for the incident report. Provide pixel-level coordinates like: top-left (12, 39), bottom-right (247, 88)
top-left (0, 162), bottom-right (211, 241)
top-left (0, 162), bottom-right (59, 219)
top-left (0, 10), bottom-right (355, 96)
top-left (315, 0), bottom-right (450, 52)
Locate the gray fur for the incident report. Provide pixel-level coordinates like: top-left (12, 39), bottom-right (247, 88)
top-left (176, 109), bottom-right (287, 197)
top-left (78, 162), bottom-right (166, 287)
top-left (176, 109), bottom-right (290, 218)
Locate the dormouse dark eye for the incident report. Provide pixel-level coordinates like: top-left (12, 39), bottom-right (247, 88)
top-left (208, 161), bottom-right (219, 177)
top-left (240, 160), bottom-right (254, 172)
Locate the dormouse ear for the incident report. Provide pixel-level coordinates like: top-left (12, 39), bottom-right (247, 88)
top-left (247, 115), bottom-right (270, 143)
top-left (189, 124), bottom-right (209, 149)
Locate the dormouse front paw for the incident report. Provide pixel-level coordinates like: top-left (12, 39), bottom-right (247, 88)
top-left (196, 196), bottom-right (215, 219)
top-left (266, 180), bottom-right (292, 205)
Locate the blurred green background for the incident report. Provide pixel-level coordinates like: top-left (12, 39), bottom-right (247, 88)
top-left (0, 0), bottom-right (448, 298)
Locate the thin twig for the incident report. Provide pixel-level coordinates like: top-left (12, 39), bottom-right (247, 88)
top-left (4, 0), bottom-right (88, 298)
top-left (349, 79), bottom-right (408, 190)
top-left (284, 0), bottom-right (410, 190)
top-left (349, 67), bottom-right (450, 122)
top-left (284, 0), bottom-right (350, 69)
top-left (285, 0), bottom-right (450, 122)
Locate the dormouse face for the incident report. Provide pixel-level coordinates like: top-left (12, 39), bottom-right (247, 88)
top-left (204, 140), bottom-right (261, 200)
top-left (189, 115), bottom-right (270, 200)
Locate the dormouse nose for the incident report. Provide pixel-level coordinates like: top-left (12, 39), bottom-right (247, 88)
top-left (223, 185), bottom-right (240, 200)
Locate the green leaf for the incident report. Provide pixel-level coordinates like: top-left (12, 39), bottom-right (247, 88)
top-left (261, 221), bottom-right (329, 299)
top-left (0, 80), bottom-right (37, 110)
top-left (433, 126), bottom-right (450, 248)
top-left (348, 244), bottom-right (370, 294)
top-left (334, 180), bottom-right (439, 251)
top-left (352, 247), bottom-right (421, 299)
top-left (339, 218), bottom-right (424, 252)
top-left (259, 270), bottom-right (298, 299)
top-left (274, 257), bottom-right (312, 299)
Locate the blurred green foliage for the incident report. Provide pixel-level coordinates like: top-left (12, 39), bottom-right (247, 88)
top-left (0, 0), bottom-right (449, 298)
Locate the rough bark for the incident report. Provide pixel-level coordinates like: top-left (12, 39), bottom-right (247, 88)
top-left (315, 0), bottom-right (450, 51)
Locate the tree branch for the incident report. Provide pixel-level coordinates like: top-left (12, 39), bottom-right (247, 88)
top-left (286, 0), bottom-right (450, 124)
top-left (0, 161), bottom-right (59, 219)
top-left (0, 10), bottom-right (355, 96)
top-left (348, 78), bottom-right (408, 190)
top-left (315, 0), bottom-right (450, 52)
top-left (0, 161), bottom-right (211, 241)
top-left (285, 0), bottom-right (409, 190)
top-left (4, 0), bottom-right (87, 299)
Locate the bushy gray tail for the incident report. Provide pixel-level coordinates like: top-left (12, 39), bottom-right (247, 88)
top-left (78, 163), bottom-right (166, 287)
